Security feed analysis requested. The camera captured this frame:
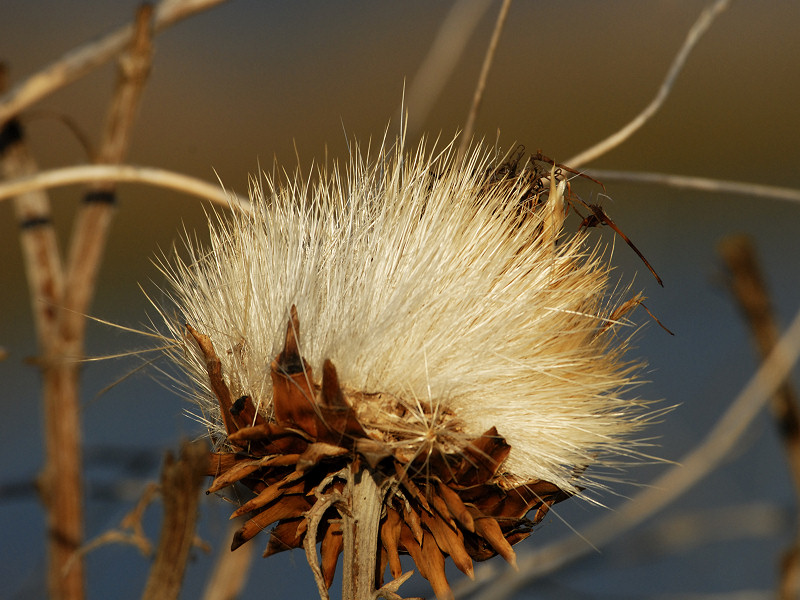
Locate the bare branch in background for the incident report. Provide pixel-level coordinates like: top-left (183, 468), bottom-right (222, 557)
top-left (0, 0), bottom-right (231, 127)
top-left (67, 483), bottom-right (159, 567)
top-left (457, 0), bottom-right (513, 161)
top-left (201, 517), bottom-right (255, 600)
top-left (401, 0), bottom-right (493, 136)
top-left (19, 109), bottom-right (96, 160)
top-left (460, 302), bottom-right (800, 599)
top-left (1, 64), bottom-right (75, 600)
top-left (582, 169), bottom-right (800, 205)
top-left (141, 441), bottom-right (209, 600)
top-left (566, 0), bottom-right (731, 168)
top-left (60, 1), bottom-right (154, 382)
top-left (0, 64), bottom-right (64, 347)
top-left (1, 5), bottom-right (156, 598)
top-left (719, 235), bottom-right (800, 600)
top-left (0, 164), bottom-right (251, 212)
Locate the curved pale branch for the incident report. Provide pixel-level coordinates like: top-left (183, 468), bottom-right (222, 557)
top-left (566, 0), bottom-right (731, 168)
top-left (0, 164), bottom-right (251, 213)
top-left (0, 0), bottom-right (230, 126)
top-left (583, 169), bottom-right (800, 205)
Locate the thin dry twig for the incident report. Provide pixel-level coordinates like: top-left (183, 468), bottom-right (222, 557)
top-left (581, 169), bottom-right (800, 205)
top-left (20, 109), bottom-right (96, 160)
top-left (141, 440), bottom-right (209, 600)
top-left (401, 0), bottom-right (494, 136)
top-left (0, 0), bottom-right (231, 127)
top-left (374, 571), bottom-right (418, 600)
top-left (1, 63), bottom-right (79, 600)
top-left (565, 0), bottom-right (731, 168)
top-left (719, 235), bottom-right (800, 599)
top-left (0, 163), bottom-right (251, 212)
top-left (67, 483), bottom-right (159, 570)
top-left (461, 301), bottom-right (800, 600)
top-left (201, 517), bottom-right (255, 600)
top-left (457, 0), bottom-right (513, 161)
top-left (304, 492), bottom-right (344, 600)
top-left (60, 1), bottom-right (154, 387)
top-left (4, 11), bottom-right (156, 599)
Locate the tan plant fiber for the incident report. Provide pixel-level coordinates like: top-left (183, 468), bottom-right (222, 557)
top-left (152, 133), bottom-right (651, 596)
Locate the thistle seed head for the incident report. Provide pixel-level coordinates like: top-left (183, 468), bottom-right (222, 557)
top-left (153, 134), bottom-right (653, 595)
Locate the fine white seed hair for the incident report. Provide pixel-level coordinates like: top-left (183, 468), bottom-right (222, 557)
top-left (154, 135), bottom-right (650, 495)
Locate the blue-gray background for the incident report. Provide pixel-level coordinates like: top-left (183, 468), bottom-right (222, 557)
top-left (2, 1), bottom-right (799, 598)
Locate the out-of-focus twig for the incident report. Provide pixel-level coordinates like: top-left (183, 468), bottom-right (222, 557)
top-left (566, 0), bottom-right (730, 168)
top-left (201, 516), bottom-right (255, 600)
top-left (401, 0), bottom-right (494, 136)
top-left (457, 0), bottom-right (512, 161)
top-left (0, 0), bottom-right (230, 127)
top-left (581, 169), bottom-right (800, 205)
top-left (67, 483), bottom-right (159, 569)
top-left (60, 3), bottom-right (153, 359)
top-left (624, 502), bottom-right (789, 558)
top-left (6, 9), bottom-right (155, 599)
top-left (719, 235), bottom-right (800, 600)
top-left (141, 441), bottom-right (209, 600)
top-left (0, 63), bottom-right (64, 348)
top-left (0, 163), bottom-right (251, 212)
top-left (19, 109), bottom-right (96, 159)
top-left (1, 62), bottom-right (78, 600)
top-left (461, 301), bottom-right (800, 600)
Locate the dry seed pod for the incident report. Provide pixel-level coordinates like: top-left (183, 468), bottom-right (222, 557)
top-left (155, 136), bottom-right (654, 597)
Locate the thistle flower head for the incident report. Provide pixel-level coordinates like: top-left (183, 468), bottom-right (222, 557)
top-left (154, 134), bottom-right (651, 596)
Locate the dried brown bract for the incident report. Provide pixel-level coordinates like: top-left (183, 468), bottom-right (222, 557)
top-left (191, 307), bottom-right (570, 596)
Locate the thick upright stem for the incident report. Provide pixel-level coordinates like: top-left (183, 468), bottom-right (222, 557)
top-left (342, 464), bottom-right (385, 600)
top-left (41, 362), bottom-right (84, 600)
top-left (141, 441), bottom-right (209, 600)
top-left (2, 126), bottom-right (83, 600)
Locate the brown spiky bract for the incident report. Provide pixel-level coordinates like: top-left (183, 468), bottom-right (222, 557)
top-left (156, 137), bottom-right (652, 597)
top-left (192, 306), bottom-right (570, 597)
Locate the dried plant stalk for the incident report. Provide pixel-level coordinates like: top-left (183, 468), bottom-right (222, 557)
top-left (0, 163), bottom-right (251, 210)
top-left (1, 68), bottom-right (78, 600)
top-left (342, 466), bottom-right (386, 600)
top-left (719, 235), bottom-right (800, 600)
top-left (201, 518), bottom-right (255, 600)
top-left (142, 441), bottom-right (209, 600)
top-left (61, 3), bottom-right (153, 362)
top-left (1, 7), bottom-right (152, 599)
top-left (0, 0), bottom-right (231, 127)
top-left (457, 0), bottom-right (513, 161)
top-left (719, 235), bottom-right (800, 494)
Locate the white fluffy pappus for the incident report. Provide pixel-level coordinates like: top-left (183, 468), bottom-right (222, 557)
top-left (154, 135), bottom-right (651, 496)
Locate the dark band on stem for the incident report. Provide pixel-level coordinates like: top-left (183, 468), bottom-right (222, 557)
top-left (19, 216), bottom-right (52, 229)
top-left (84, 190), bottom-right (116, 205)
top-left (0, 118), bottom-right (23, 154)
